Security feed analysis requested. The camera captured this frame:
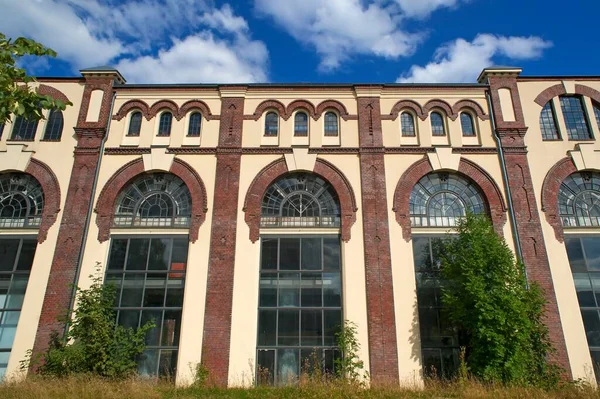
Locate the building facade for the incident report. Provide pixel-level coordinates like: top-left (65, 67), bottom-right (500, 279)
top-left (0, 67), bottom-right (599, 385)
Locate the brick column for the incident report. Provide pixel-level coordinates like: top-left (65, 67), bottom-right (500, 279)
top-left (355, 88), bottom-right (399, 383)
top-left (32, 70), bottom-right (121, 360)
top-left (481, 69), bottom-right (571, 376)
top-left (201, 89), bottom-right (245, 386)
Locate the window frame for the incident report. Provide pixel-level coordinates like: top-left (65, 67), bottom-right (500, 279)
top-left (127, 111), bottom-right (143, 137)
top-left (42, 109), bottom-right (64, 141)
top-left (264, 111), bottom-right (279, 137)
top-left (186, 112), bottom-right (202, 137)
top-left (429, 111), bottom-right (446, 137)
top-left (294, 111), bottom-right (309, 137)
top-left (10, 115), bottom-right (39, 141)
top-left (323, 111), bottom-right (339, 137)
top-left (400, 111), bottom-right (417, 137)
top-left (157, 111), bottom-right (173, 137)
top-left (459, 111), bottom-right (476, 137)
top-left (539, 101), bottom-right (561, 141)
top-left (560, 95), bottom-right (594, 141)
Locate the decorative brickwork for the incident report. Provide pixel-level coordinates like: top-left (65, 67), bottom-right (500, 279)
top-left (534, 84), bottom-right (567, 107)
top-left (385, 99), bottom-right (425, 121)
top-left (422, 99), bottom-right (456, 120)
top-left (94, 157), bottom-right (208, 243)
top-left (356, 96), bottom-right (399, 383)
top-left (113, 99), bottom-right (150, 121)
top-left (285, 99), bottom-right (317, 120)
top-left (575, 84), bottom-right (600, 104)
top-left (451, 99), bottom-right (490, 120)
top-left (201, 96), bottom-right (245, 386)
top-left (149, 99), bottom-right (180, 120)
top-left (37, 84), bottom-right (70, 103)
top-left (246, 99), bottom-right (287, 120)
top-left (316, 99), bottom-right (351, 121)
top-left (392, 157), bottom-right (507, 241)
top-left (541, 157), bottom-right (578, 243)
top-left (177, 99), bottom-right (215, 120)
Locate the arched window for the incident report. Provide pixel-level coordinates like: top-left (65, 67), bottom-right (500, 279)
top-left (187, 112), bottom-right (202, 137)
top-left (559, 171), bottom-right (600, 228)
top-left (43, 109), bottom-right (64, 140)
top-left (540, 101), bottom-right (559, 140)
top-left (264, 112), bottom-right (279, 136)
top-left (11, 116), bottom-right (39, 141)
top-left (401, 112), bottom-right (415, 137)
top-left (560, 96), bottom-right (592, 140)
top-left (157, 112), bottom-right (173, 136)
top-left (0, 173), bottom-right (44, 228)
top-left (460, 112), bottom-right (475, 136)
top-left (294, 112), bottom-right (308, 136)
top-left (114, 173), bottom-right (192, 228)
top-left (127, 111), bottom-right (142, 136)
top-left (430, 112), bottom-right (445, 136)
top-left (324, 112), bottom-right (338, 136)
top-left (593, 102), bottom-right (600, 133)
top-left (410, 172), bottom-right (487, 227)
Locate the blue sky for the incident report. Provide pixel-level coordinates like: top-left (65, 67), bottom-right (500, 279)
top-left (1, 0), bottom-right (598, 84)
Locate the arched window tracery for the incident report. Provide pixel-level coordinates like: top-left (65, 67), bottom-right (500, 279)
top-left (559, 171), bottom-right (600, 228)
top-left (0, 173), bottom-right (44, 228)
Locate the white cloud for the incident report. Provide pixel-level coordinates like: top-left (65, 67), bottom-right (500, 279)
top-left (394, 0), bottom-right (464, 18)
top-left (397, 34), bottom-right (552, 83)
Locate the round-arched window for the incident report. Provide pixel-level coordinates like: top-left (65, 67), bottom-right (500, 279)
top-left (0, 173), bottom-right (44, 228)
top-left (558, 171), bottom-right (600, 228)
top-left (410, 172), bottom-right (487, 227)
top-left (114, 173), bottom-right (191, 228)
top-left (261, 173), bottom-right (340, 228)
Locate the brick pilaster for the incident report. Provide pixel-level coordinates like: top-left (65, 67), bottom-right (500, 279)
top-left (355, 90), bottom-right (399, 383)
top-left (201, 91), bottom-right (245, 386)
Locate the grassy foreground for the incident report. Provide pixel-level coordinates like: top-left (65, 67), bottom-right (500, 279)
top-left (0, 375), bottom-right (599, 399)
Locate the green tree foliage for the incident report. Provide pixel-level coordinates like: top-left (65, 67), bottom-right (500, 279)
top-left (0, 33), bottom-right (71, 124)
top-left (34, 268), bottom-right (154, 378)
top-left (335, 320), bottom-right (367, 385)
top-left (434, 214), bottom-right (560, 386)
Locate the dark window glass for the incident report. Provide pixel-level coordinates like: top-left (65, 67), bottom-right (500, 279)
top-left (294, 112), bottom-right (308, 136)
top-left (430, 112), bottom-right (445, 136)
top-left (324, 112), bottom-right (338, 136)
top-left (0, 173), bottom-right (44, 228)
top-left (106, 236), bottom-right (188, 377)
top-left (540, 102), bottom-right (559, 140)
top-left (257, 236), bottom-right (342, 384)
top-left (460, 112), bottom-right (475, 136)
top-left (0, 238), bottom-right (36, 379)
top-left (558, 172), bottom-right (600, 228)
top-left (401, 112), bottom-right (415, 137)
top-left (264, 112), bottom-right (279, 136)
top-left (127, 111), bottom-right (142, 136)
top-left (0, 123), bottom-right (4, 140)
top-left (187, 112), bottom-right (202, 136)
top-left (560, 96), bottom-right (592, 140)
top-left (42, 109), bottom-right (63, 140)
top-left (11, 116), bottom-right (38, 141)
top-left (594, 103), bottom-right (600, 134)
top-left (157, 112), bottom-right (172, 136)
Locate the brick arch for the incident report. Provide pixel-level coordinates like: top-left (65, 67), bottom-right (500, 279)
top-left (393, 156), bottom-right (507, 241)
top-left (95, 157), bottom-right (208, 243)
top-left (37, 84), bottom-right (70, 104)
top-left (534, 84), bottom-right (566, 107)
top-left (316, 99), bottom-right (350, 121)
top-left (243, 157), bottom-right (358, 243)
top-left (286, 99), bottom-right (317, 120)
top-left (149, 99), bottom-right (180, 120)
top-left (248, 99), bottom-right (287, 121)
top-left (452, 99), bottom-right (489, 120)
top-left (113, 99), bottom-right (150, 121)
top-left (575, 84), bottom-right (600, 105)
top-left (388, 100), bottom-right (425, 121)
top-left (541, 157), bottom-right (578, 243)
top-left (422, 99), bottom-right (457, 121)
top-left (177, 99), bottom-right (214, 120)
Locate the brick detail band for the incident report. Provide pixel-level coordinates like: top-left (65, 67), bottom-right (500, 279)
top-left (451, 99), bottom-right (490, 120)
top-left (246, 99), bottom-right (352, 121)
top-left (37, 84), bottom-right (70, 104)
top-left (242, 157), bottom-right (358, 243)
top-left (422, 99), bottom-right (456, 121)
top-left (533, 83), bottom-right (600, 108)
top-left (113, 99), bottom-right (150, 121)
top-left (94, 157), bottom-right (208, 243)
top-left (393, 156), bottom-right (507, 241)
top-left (541, 157), bottom-right (578, 243)
top-left (113, 98), bottom-right (217, 121)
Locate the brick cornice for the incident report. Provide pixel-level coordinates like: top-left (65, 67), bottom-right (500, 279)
top-left (541, 157), bottom-right (578, 242)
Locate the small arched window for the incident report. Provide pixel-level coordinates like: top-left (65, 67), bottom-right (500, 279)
top-left (114, 173), bottom-right (192, 228)
top-left (560, 96), bottom-right (592, 140)
top-left (401, 112), bottom-right (416, 137)
top-left (540, 101), bottom-right (559, 140)
top-left (187, 112), bottom-right (202, 137)
top-left (294, 111), bottom-right (308, 136)
top-left (460, 112), bottom-right (475, 136)
top-left (430, 112), bottom-right (445, 136)
top-left (410, 172), bottom-right (487, 227)
top-left (593, 102), bottom-right (600, 133)
top-left (559, 171), bottom-right (600, 228)
top-left (264, 112), bottom-right (279, 136)
top-left (324, 111), bottom-right (338, 136)
top-left (0, 173), bottom-right (44, 228)
top-left (127, 111), bottom-right (142, 136)
top-left (11, 116), bottom-right (39, 141)
top-left (157, 112), bottom-right (173, 136)
top-left (43, 109), bottom-right (64, 140)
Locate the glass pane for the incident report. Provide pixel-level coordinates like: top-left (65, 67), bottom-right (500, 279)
top-left (108, 239), bottom-right (128, 270)
top-left (323, 237), bottom-right (340, 271)
top-left (590, 351), bottom-right (600, 383)
top-left (171, 238), bottom-right (189, 269)
top-left (0, 240), bottom-right (19, 272)
top-left (323, 273), bottom-right (341, 307)
top-left (259, 273), bottom-right (277, 307)
top-left (148, 239), bottom-right (171, 270)
top-left (158, 349), bottom-right (177, 377)
top-left (0, 311), bottom-right (19, 349)
top-left (583, 237), bottom-right (600, 271)
top-left (257, 349), bottom-right (275, 385)
top-left (165, 277), bottom-right (185, 307)
top-left (277, 348), bottom-right (299, 384)
top-left (261, 238), bottom-right (278, 270)
top-left (324, 349), bottom-right (341, 375)
top-left (301, 238), bottom-right (322, 270)
top-left (126, 239), bottom-right (150, 270)
top-left (422, 348), bottom-right (442, 378)
top-left (120, 273), bottom-right (144, 307)
top-left (591, 274), bottom-right (600, 308)
top-left (6, 276), bottom-right (28, 309)
top-left (323, 310), bottom-right (342, 346)
top-left (0, 276), bottom-right (9, 308)
top-left (141, 310), bottom-right (163, 346)
top-left (412, 237), bottom-right (430, 271)
top-left (280, 238), bottom-right (300, 270)
top-left (138, 349), bottom-right (159, 377)
top-left (143, 274), bottom-right (166, 307)
top-left (418, 307), bottom-right (441, 346)
top-left (257, 310), bottom-right (276, 346)
top-left (15, 240), bottom-right (36, 271)
top-left (278, 273), bottom-right (299, 307)
top-left (278, 310), bottom-right (299, 345)
top-left (301, 310), bottom-right (323, 346)
top-left (416, 274), bottom-right (437, 307)
top-left (161, 310), bottom-right (181, 347)
top-left (566, 238), bottom-right (587, 272)
top-left (581, 310), bottom-right (600, 347)
top-left (118, 310), bottom-right (140, 330)
top-left (301, 273), bottom-right (322, 307)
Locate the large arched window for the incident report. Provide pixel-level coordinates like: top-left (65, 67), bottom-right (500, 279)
top-left (410, 172), bottom-right (487, 227)
top-left (261, 173), bottom-right (341, 228)
top-left (559, 171), bottom-right (600, 228)
top-left (560, 96), bottom-right (592, 140)
top-left (0, 173), bottom-right (44, 228)
top-left (42, 109), bottom-right (64, 140)
top-left (114, 173), bottom-right (192, 228)
top-left (401, 112), bottom-right (416, 137)
top-left (540, 101), bottom-right (559, 140)
top-left (11, 116), bottom-right (39, 141)
top-left (157, 112), bottom-right (173, 136)
top-left (294, 112), bottom-right (308, 136)
top-left (264, 112), bottom-right (279, 136)
top-left (127, 111), bottom-right (142, 136)
top-left (593, 102), bottom-right (600, 133)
